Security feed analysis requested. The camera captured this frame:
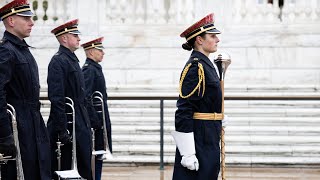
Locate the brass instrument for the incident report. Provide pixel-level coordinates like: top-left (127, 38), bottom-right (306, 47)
top-left (91, 91), bottom-right (113, 160)
top-left (55, 97), bottom-right (82, 179)
top-left (0, 104), bottom-right (25, 180)
top-left (214, 52), bottom-right (231, 180)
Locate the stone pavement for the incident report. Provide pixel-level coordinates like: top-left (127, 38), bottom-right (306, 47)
top-left (102, 165), bottom-right (320, 180)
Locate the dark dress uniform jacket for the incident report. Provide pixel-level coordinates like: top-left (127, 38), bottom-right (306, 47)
top-left (172, 51), bottom-right (222, 180)
top-left (82, 58), bottom-right (112, 152)
top-left (0, 31), bottom-right (51, 180)
top-left (47, 45), bottom-right (92, 179)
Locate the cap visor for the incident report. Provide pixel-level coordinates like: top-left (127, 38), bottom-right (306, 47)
top-left (95, 46), bottom-right (105, 50)
top-left (206, 28), bottom-right (221, 34)
top-left (69, 30), bottom-right (81, 35)
top-left (17, 11), bottom-right (34, 17)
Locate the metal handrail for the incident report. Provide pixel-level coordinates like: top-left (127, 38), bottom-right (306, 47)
top-left (40, 91), bottom-right (320, 101)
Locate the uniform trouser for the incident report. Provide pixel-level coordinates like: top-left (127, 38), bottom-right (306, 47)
top-left (94, 129), bottom-right (105, 180)
top-left (1, 159), bottom-right (41, 180)
top-left (95, 156), bottom-right (103, 180)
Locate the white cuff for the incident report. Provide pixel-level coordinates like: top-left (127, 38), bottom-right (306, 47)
top-left (222, 114), bottom-right (229, 128)
top-left (171, 131), bottom-right (195, 156)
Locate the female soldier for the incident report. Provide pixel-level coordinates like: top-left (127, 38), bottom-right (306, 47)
top-left (172, 13), bottom-right (227, 180)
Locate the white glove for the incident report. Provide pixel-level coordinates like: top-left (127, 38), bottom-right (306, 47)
top-left (222, 114), bottom-right (229, 128)
top-left (101, 149), bottom-right (113, 160)
top-left (171, 131), bottom-right (199, 171)
top-left (181, 154), bottom-right (199, 171)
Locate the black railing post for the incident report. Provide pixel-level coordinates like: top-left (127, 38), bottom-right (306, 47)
top-left (160, 99), bottom-right (164, 170)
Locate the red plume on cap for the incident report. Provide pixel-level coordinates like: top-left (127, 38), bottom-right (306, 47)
top-left (180, 13), bottom-right (215, 38)
top-left (81, 37), bottom-right (105, 50)
top-left (51, 19), bottom-right (79, 36)
top-left (81, 37), bottom-right (104, 47)
top-left (0, 0), bottom-right (32, 20)
top-left (0, 0), bottom-right (29, 14)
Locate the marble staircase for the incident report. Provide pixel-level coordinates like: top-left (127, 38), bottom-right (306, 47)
top-left (40, 84), bottom-right (320, 166)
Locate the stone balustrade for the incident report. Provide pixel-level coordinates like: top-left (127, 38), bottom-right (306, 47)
top-left (1, 0), bottom-right (319, 26)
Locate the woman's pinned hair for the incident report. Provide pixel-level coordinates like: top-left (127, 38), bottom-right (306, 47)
top-left (182, 42), bottom-right (193, 51)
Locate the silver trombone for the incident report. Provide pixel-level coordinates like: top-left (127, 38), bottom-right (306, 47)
top-left (55, 97), bottom-right (82, 179)
top-left (91, 91), bottom-right (113, 160)
top-left (56, 138), bottom-right (63, 172)
top-left (0, 104), bottom-right (25, 180)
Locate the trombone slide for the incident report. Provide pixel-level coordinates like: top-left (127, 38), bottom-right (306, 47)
top-left (6, 104), bottom-right (25, 180)
top-left (91, 91), bottom-right (113, 160)
top-left (55, 97), bottom-right (82, 179)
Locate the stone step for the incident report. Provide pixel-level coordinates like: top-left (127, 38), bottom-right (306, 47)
top-left (224, 92), bottom-right (320, 98)
top-left (110, 125), bottom-right (320, 136)
top-left (105, 155), bottom-right (320, 165)
top-left (40, 116), bottom-right (320, 127)
top-left (40, 107), bottom-right (320, 118)
top-left (107, 108), bottom-right (320, 117)
top-left (223, 84), bottom-right (320, 93)
top-left (40, 84), bottom-right (320, 94)
top-left (111, 134), bottom-right (320, 145)
top-left (105, 92), bottom-right (320, 99)
top-left (112, 144), bottom-right (320, 155)
top-left (40, 100), bottom-right (320, 109)
top-left (107, 89), bottom-right (320, 99)
top-left (107, 116), bottom-right (320, 124)
top-left (105, 84), bottom-right (320, 93)
top-left (40, 85), bottom-right (320, 103)
top-left (109, 108), bottom-right (320, 117)
top-left (231, 117), bottom-right (320, 126)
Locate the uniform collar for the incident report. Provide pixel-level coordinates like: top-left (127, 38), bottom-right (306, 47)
top-left (190, 50), bottom-right (215, 69)
top-left (3, 30), bottom-right (31, 47)
top-left (86, 58), bottom-right (102, 69)
top-left (59, 45), bottom-right (79, 62)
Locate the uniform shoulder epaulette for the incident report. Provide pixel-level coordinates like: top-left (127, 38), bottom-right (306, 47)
top-left (179, 59), bottom-right (206, 99)
top-left (0, 38), bottom-right (7, 45)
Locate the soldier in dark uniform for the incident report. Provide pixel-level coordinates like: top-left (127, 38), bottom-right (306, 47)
top-left (47, 19), bottom-right (92, 180)
top-left (0, 0), bottom-right (51, 179)
top-left (172, 13), bottom-right (228, 180)
top-left (81, 37), bottom-right (112, 180)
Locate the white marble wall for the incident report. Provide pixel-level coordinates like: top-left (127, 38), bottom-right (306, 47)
top-left (1, 0), bottom-right (319, 88)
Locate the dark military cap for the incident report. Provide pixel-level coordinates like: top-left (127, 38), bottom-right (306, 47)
top-left (51, 19), bottom-right (81, 37)
top-left (0, 0), bottom-right (34, 20)
top-left (81, 37), bottom-right (104, 50)
top-left (180, 13), bottom-right (220, 41)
